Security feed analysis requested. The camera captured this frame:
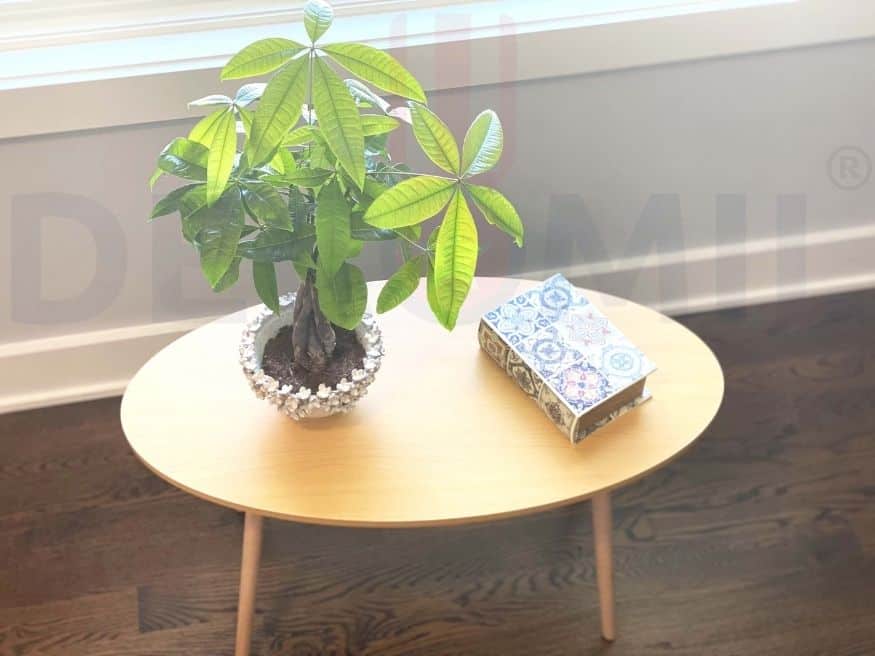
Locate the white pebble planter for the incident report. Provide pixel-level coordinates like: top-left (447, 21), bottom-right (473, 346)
top-left (239, 292), bottom-right (384, 420)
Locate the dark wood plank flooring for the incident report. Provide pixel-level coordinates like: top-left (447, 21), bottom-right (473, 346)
top-left (2, 290), bottom-right (875, 655)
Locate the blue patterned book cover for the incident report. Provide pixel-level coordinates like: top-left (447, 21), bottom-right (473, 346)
top-left (478, 274), bottom-right (656, 443)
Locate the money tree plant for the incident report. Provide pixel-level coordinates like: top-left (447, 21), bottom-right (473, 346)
top-left (149, 0), bottom-right (524, 373)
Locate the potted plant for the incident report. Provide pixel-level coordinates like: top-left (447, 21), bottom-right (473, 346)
top-left (149, 0), bottom-right (524, 419)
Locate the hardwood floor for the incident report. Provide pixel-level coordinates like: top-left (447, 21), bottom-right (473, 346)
top-left (2, 290), bottom-right (875, 655)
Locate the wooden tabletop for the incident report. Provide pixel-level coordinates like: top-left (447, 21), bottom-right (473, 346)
top-left (121, 277), bottom-right (723, 528)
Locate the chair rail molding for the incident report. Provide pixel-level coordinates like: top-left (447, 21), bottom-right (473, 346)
top-left (3, 222), bottom-right (875, 414)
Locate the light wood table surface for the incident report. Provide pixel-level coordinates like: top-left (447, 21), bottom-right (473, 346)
top-left (121, 277), bottom-right (724, 655)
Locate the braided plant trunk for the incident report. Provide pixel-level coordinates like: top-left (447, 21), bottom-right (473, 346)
top-left (290, 270), bottom-right (336, 373)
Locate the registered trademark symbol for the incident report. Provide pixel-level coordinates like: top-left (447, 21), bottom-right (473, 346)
top-left (828, 146), bottom-right (871, 190)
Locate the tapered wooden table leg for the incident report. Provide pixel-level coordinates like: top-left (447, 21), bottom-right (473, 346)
top-left (591, 491), bottom-right (615, 642)
top-left (235, 512), bottom-right (264, 656)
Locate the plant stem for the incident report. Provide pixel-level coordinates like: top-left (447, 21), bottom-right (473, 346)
top-left (392, 229), bottom-right (429, 253)
top-left (305, 48), bottom-right (315, 162)
top-left (366, 170), bottom-right (456, 182)
top-left (290, 271), bottom-right (336, 373)
top-left (307, 48), bottom-right (315, 121)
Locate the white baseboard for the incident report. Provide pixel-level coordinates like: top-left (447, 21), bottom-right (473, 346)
top-left (0, 317), bottom-right (217, 415)
top-left (2, 222), bottom-right (875, 415)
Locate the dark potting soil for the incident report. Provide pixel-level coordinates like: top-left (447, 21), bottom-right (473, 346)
top-left (261, 325), bottom-right (365, 391)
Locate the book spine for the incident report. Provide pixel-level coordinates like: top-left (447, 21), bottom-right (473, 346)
top-left (477, 319), bottom-right (511, 371)
top-left (477, 320), bottom-right (575, 439)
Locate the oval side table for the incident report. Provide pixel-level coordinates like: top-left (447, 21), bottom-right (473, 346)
top-left (120, 277), bottom-right (724, 655)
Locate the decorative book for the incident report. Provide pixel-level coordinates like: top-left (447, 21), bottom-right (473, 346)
top-left (478, 274), bottom-right (656, 443)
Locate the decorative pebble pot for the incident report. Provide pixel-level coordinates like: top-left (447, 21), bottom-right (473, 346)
top-left (239, 293), bottom-right (384, 420)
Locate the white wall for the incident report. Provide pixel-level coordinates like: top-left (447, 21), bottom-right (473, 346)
top-left (2, 37), bottom-right (874, 412)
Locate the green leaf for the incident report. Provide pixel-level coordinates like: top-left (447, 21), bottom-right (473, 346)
top-left (286, 167), bottom-right (334, 187)
top-left (253, 261), bottom-right (280, 312)
top-left (188, 94), bottom-right (232, 108)
top-left (264, 156), bottom-right (284, 175)
top-left (212, 257), bottom-right (241, 292)
top-left (247, 55), bottom-right (309, 166)
top-left (242, 181), bottom-right (292, 230)
top-left (278, 148), bottom-right (297, 173)
top-left (312, 57), bottom-right (365, 188)
top-left (360, 114), bottom-right (400, 136)
top-left (316, 262), bottom-right (366, 330)
top-left (345, 239), bottom-right (363, 259)
top-left (323, 43), bottom-right (426, 103)
top-left (238, 226), bottom-right (316, 265)
top-left (288, 186), bottom-right (310, 226)
top-left (267, 146), bottom-right (294, 174)
top-left (350, 215), bottom-right (396, 241)
top-left (149, 183), bottom-right (200, 221)
top-left (363, 175), bottom-right (456, 229)
top-left (377, 256), bottom-right (423, 313)
top-left (359, 178), bottom-right (388, 206)
top-left (284, 125), bottom-right (320, 146)
top-left (234, 83), bottom-right (266, 107)
top-left (149, 168), bottom-right (164, 189)
top-left (427, 224), bottom-right (440, 251)
top-left (315, 180), bottom-right (353, 277)
top-left (425, 255), bottom-right (444, 321)
top-left (308, 142), bottom-right (334, 170)
top-left (465, 184), bottom-right (524, 247)
top-left (365, 133), bottom-right (390, 157)
top-left (433, 189), bottom-right (477, 330)
top-left (238, 107), bottom-right (254, 138)
top-left (304, 0), bottom-right (334, 43)
top-left (191, 188), bottom-right (245, 287)
top-left (156, 138), bottom-right (209, 181)
top-left (461, 109), bottom-right (503, 177)
top-left (206, 109), bottom-right (238, 205)
top-left (179, 186), bottom-right (210, 236)
top-left (335, 167), bottom-right (357, 196)
top-left (188, 108), bottom-right (229, 146)
top-left (345, 79), bottom-right (390, 112)
top-left (221, 38), bottom-right (307, 80)
top-left (409, 102), bottom-right (460, 175)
